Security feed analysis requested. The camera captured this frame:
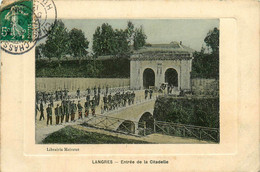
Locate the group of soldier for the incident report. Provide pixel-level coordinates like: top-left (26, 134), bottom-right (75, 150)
top-left (144, 89), bottom-right (153, 99)
top-left (36, 99), bottom-right (97, 126)
top-left (36, 86), bottom-right (138, 126)
top-left (36, 89), bottom-right (69, 105)
top-left (102, 91), bottom-right (136, 112)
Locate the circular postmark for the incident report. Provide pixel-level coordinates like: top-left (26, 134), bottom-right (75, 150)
top-left (0, 0), bottom-right (57, 54)
top-left (0, 2), bottom-right (40, 54)
top-left (33, 0), bottom-right (57, 40)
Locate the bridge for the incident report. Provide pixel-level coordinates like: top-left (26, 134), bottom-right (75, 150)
top-left (84, 97), bottom-right (156, 135)
top-left (36, 89), bottom-right (219, 143)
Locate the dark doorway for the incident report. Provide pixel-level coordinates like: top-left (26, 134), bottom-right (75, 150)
top-left (138, 112), bottom-right (154, 129)
top-left (143, 68), bottom-right (155, 89)
top-left (165, 68), bottom-right (178, 87)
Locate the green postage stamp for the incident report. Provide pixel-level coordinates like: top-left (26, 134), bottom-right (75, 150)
top-left (0, 0), bottom-right (33, 41)
top-left (0, 0), bottom-right (57, 54)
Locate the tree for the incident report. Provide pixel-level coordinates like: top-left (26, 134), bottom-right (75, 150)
top-left (126, 21), bottom-right (135, 45)
top-left (204, 27), bottom-right (219, 54)
top-left (114, 29), bottom-right (130, 56)
top-left (191, 27), bottom-right (219, 79)
top-left (44, 20), bottom-right (70, 61)
top-left (133, 26), bottom-right (147, 50)
top-left (93, 21), bottom-right (147, 57)
top-left (69, 28), bottom-right (89, 58)
top-left (92, 23), bottom-right (116, 56)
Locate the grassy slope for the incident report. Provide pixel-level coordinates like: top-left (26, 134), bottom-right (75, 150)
top-left (42, 126), bottom-right (149, 144)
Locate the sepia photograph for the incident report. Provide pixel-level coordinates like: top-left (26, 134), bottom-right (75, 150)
top-left (35, 19), bottom-right (220, 144)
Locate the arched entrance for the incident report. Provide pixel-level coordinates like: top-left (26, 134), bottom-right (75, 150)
top-left (143, 68), bottom-right (155, 89)
top-left (117, 120), bottom-right (135, 134)
top-left (138, 112), bottom-right (154, 135)
top-left (165, 68), bottom-right (178, 87)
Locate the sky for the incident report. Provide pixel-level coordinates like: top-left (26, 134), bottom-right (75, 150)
top-left (39, 19), bottom-right (219, 52)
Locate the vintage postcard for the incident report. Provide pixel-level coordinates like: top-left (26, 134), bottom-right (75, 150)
top-left (0, 0), bottom-right (259, 171)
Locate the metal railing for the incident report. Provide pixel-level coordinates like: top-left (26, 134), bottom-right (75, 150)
top-left (81, 115), bottom-right (219, 142)
top-left (154, 120), bottom-right (219, 142)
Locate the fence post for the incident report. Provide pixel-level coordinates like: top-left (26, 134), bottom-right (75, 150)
top-left (153, 119), bottom-right (156, 133)
top-left (143, 121), bottom-right (146, 136)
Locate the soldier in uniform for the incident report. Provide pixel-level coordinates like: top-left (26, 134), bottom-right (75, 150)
top-left (103, 95), bottom-right (108, 111)
top-left (43, 92), bottom-right (47, 104)
top-left (35, 103), bottom-right (39, 120)
top-left (145, 89), bottom-right (148, 99)
top-left (149, 89), bottom-right (153, 99)
top-left (94, 86), bottom-right (97, 95)
top-left (86, 94), bottom-right (90, 102)
top-left (50, 95), bottom-right (54, 107)
top-left (131, 91), bottom-right (135, 104)
top-left (87, 87), bottom-right (90, 95)
top-left (60, 101), bottom-right (65, 123)
top-left (46, 104), bottom-right (52, 125)
top-left (39, 100), bottom-right (44, 121)
top-left (84, 100), bottom-right (89, 118)
top-left (55, 104), bottom-right (60, 125)
top-left (71, 101), bottom-right (77, 121)
top-left (55, 90), bottom-right (58, 101)
top-left (97, 93), bottom-right (100, 106)
top-left (105, 85), bottom-right (109, 95)
top-left (91, 100), bottom-right (96, 116)
top-left (65, 101), bottom-right (70, 122)
top-left (77, 88), bottom-right (80, 99)
top-left (108, 93), bottom-right (112, 103)
top-left (98, 85), bottom-right (101, 94)
top-left (36, 92), bottom-right (39, 104)
top-left (77, 101), bottom-right (83, 119)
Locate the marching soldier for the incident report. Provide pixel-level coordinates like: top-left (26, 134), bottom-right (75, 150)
top-left (145, 89), bottom-right (149, 99)
top-left (105, 85), bottom-right (109, 95)
top-left (77, 101), bottom-right (83, 119)
top-left (46, 104), bottom-right (52, 125)
top-left (86, 93), bottom-right (90, 102)
top-left (97, 93), bottom-right (100, 106)
top-left (98, 85), bottom-right (101, 94)
top-left (43, 92), bottom-right (47, 104)
top-left (94, 86), bottom-right (97, 95)
top-left (84, 101), bottom-right (90, 118)
top-left (60, 101), bottom-right (65, 123)
top-left (50, 95), bottom-right (54, 107)
top-left (77, 88), bottom-right (80, 99)
top-left (39, 100), bottom-right (44, 121)
top-left (65, 101), bottom-right (70, 122)
top-left (91, 100), bottom-right (96, 116)
top-left (131, 91), bottom-right (135, 104)
top-left (149, 89), bottom-right (153, 99)
top-left (35, 103), bottom-right (39, 120)
top-left (87, 87), bottom-right (91, 95)
top-left (108, 93), bottom-right (112, 103)
top-left (55, 90), bottom-right (58, 101)
top-left (55, 104), bottom-right (60, 125)
top-left (36, 92), bottom-right (39, 104)
top-left (103, 95), bottom-right (108, 111)
top-left (71, 101), bottom-right (77, 121)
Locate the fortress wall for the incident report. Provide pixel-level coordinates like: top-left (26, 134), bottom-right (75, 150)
top-left (36, 77), bottom-right (130, 92)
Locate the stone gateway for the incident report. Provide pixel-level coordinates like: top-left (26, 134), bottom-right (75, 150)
top-left (130, 41), bottom-right (194, 91)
